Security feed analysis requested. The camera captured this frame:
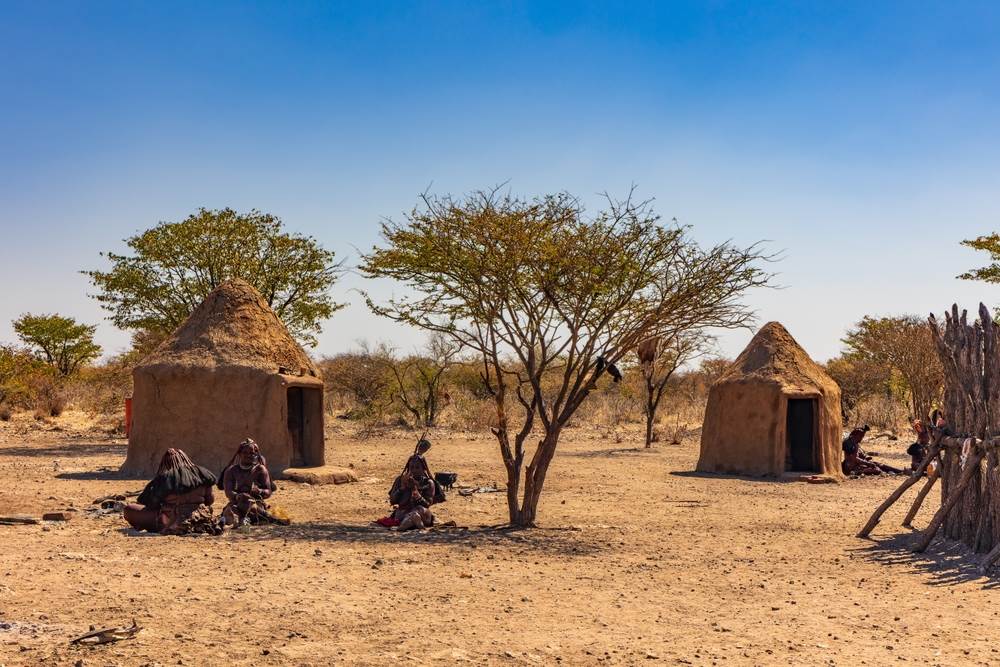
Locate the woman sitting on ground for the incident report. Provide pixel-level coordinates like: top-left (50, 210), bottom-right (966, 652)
top-left (388, 455), bottom-right (439, 530)
top-left (219, 438), bottom-right (287, 526)
top-left (123, 448), bottom-right (221, 535)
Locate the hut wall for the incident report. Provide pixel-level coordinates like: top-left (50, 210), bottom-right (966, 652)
top-left (697, 380), bottom-right (784, 476)
top-left (698, 380), bottom-right (842, 477)
top-left (123, 366), bottom-right (322, 476)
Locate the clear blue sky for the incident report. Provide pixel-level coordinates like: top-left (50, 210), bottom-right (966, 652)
top-left (2, 1), bottom-right (1000, 363)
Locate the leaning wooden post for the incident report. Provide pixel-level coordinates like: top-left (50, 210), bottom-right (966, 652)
top-left (902, 466), bottom-right (939, 528)
top-left (981, 540), bottom-right (1000, 572)
top-left (913, 450), bottom-right (985, 552)
top-left (857, 441), bottom-right (942, 538)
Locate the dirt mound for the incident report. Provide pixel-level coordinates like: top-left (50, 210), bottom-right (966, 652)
top-left (139, 279), bottom-right (317, 374)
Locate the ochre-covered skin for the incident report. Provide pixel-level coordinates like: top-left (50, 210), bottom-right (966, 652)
top-left (122, 280), bottom-right (326, 477)
top-left (697, 322), bottom-right (843, 478)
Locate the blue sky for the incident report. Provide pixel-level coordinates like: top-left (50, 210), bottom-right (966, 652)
top-left (2, 1), bottom-right (1000, 363)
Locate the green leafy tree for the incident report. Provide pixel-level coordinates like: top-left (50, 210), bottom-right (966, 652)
top-left (841, 315), bottom-right (943, 421)
top-left (84, 208), bottom-right (342, 346)
top-left (361, 187), bottom-right (771, 527)
top-left (13, 314), bottom-right (102, 376)
top-left (959, 234), bottom-right (1000, 284)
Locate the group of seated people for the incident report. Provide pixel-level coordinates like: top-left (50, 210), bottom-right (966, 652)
top-left (842, 409), bottom-right (946, 477)
top-left (124, 436), bottom-right (448, 535)
top-left (123, 438), bottom-right (287, 535)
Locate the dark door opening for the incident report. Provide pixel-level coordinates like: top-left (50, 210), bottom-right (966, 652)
top-left (287, 386), bottom-right (324, 467)
top-left (786, 398), bottom-right (817, 472)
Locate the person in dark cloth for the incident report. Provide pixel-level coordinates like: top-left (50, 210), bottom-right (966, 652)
top-left (842, 425), bottom-right (904, 476)
top-left (219, 438), bottom-right (287, 526)
top-left (123, 448), bottom-right (221, 535)
top-left (907, 417), bottom-right (931, 471)
top-left (389, 455), bottom-right (439, 530)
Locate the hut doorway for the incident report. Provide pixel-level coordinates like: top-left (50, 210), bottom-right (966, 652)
top-left (287, 386), bottom-right (323, 467)
top-left (786, 398), bottom-right (817, 472)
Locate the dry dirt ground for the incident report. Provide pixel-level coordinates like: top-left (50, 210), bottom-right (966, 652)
top-left (0, 413), bottom-right (998, 666)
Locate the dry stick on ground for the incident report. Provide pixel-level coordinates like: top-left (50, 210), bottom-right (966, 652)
top-left (913, 450), bottom-right (985, 552)
top-left (857, 440), bottom-right (942, 538)
top-left (902, 466), bottom-right (940, 528)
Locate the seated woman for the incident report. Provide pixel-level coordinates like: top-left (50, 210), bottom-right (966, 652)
top-left (123, 448), bottom-right (220, 535)
top-left (388, 454), bottom-right (440, 530)
top-left (219, 438), bottom-right (287, 526)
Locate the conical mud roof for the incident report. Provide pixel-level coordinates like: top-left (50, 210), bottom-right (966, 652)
top-left (716, 321), bottom-right (835, 390)
top-left (138, 279), bottom-right (317, 373)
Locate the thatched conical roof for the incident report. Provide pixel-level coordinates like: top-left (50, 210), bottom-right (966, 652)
top-left (138, 279), bottom-right (318, 374)
top-left (716, 321), bottom-right (834, 391)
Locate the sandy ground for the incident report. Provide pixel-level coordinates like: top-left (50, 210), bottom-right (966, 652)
top-left (0, 414), bottom-right (997, 666)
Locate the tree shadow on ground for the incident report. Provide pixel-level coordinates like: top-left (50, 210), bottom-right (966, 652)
top-left (852, 532), bottom-right (1000, 589)
top-left (563, 446), bottom-right (659, 459)
top-left (230, 522), bottom-right (604, 556)
top-left (0, 442), bottom-right (126, 459)
top-left (56, 467), bottom-right (139, 481)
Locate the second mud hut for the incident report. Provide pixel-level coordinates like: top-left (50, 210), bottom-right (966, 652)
top-left (697, 321), bottom-right (842, 477)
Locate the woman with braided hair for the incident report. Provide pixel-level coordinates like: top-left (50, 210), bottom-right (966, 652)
top-left (123, 448), bottom-right (220, 534)
top-left (220, 438), bottom-right (287, 526)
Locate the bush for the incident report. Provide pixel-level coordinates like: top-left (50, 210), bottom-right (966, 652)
top-left (848, 394), bottom-right (909, 434)
top-left (30, 375), bottom-right (66, 417)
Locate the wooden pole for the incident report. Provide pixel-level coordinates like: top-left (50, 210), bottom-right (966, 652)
top-left (857, 442), bottom-right (942, 538)
top-left (902, 466), bottom-right (939, 528)
top-left (913, 451), bottom-right (985, 552)
top-left (980, 541), bottom-right (1000, 572)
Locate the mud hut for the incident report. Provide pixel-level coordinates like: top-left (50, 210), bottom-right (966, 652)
top-left (697, 322), bottom-right (842, 477)
top-left (122, 279), bottom-right (325, 476)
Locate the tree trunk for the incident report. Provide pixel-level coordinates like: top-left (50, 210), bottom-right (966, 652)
top-left (512, 430), bottom-right (561, 527)
top-left (644, 399), bottom-right (655, 449)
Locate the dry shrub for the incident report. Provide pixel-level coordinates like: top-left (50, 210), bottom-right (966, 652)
top-left (849, 394), bottom-right (908, 433)
top-left (317, 345), bottom-right (394, 421)
top-left (28, 374), bottom-right (66, 417)
top-left (446, 393), bottom-right (497, 431)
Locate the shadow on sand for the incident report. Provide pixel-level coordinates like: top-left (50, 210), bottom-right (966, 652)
top-left (0, 441), bottom-right (127, 459)
top-left (852, 532), bottom-right (1000, 589)
top-left (563, 446), bottom-right (659, 459)
top-left (229, 521), bottom-right (603, 556)
top-left (56, 467), bottom-right (140, 481)
top-left (669, 470), bottom-right (801, 483)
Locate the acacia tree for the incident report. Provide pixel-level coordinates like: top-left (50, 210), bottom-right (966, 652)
top-left (361, 188), bottom-right (771, 527)
top-left (959, 234), bottom-right (1000, 285)
top-left (389, 333), bottom-right (460, 427)
top-left (842, 315), bottom-right (943, 420)
top-left (84, 208), bottom-right (342, 346)
top-left (13, 314), bottom-right (102, 376)
top-left (637, 332), bottom-right (712, 448)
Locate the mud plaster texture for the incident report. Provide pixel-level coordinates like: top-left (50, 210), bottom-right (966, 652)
top-left (122, 279), bottom-right (325, 477)
top-left (698, 321), bottom-right (843, 478)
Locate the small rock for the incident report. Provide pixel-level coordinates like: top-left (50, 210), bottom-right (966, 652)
top-left (43, 512), bottom-right (72, 522)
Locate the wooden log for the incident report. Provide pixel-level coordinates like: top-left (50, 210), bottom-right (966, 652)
top-left (913, 451), bottom-right (985, 552)
top-left (902, 465), bottom-right (939, 528)
top-left (981, 540), bottom-right (1000, 573)
top-left (858, 444), bottom-right (941, 538)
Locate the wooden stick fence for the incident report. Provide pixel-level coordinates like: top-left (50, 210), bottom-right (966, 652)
top-left (859, 304), bottom-right (1000, 570)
